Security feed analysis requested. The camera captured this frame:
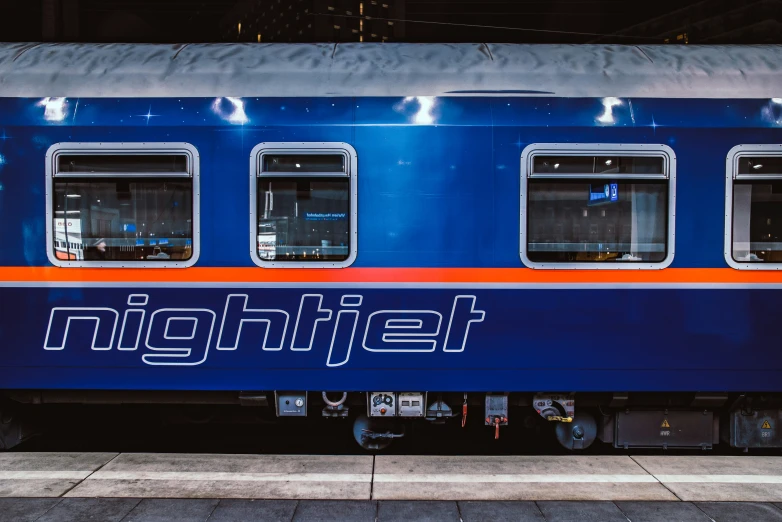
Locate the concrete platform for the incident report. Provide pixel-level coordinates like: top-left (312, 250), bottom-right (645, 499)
top-left (1, 499), bottom-right (782, 522)
top-left (3, 453), bottom-right (782, 503)
top-left (634, 455), bottom-right (782, 502)
top-left (373, 455), bottom-right (675, 501)
top-left (66, 454), bottom-right (373, 500)
top-left (0, 453), bottom-right (116, 497)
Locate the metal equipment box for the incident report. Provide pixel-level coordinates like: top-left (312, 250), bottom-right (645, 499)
top-left (727, 410), bottom-right (782, 449)
top-left (275, 391), bottom-right (307, 417)
top-left (368, 392), bottom-right (396, 417)
top-left (485, 394), bottom-right (508, 425)
top-left (614, 410), bottom-right (714, 449)
top-left (397, 392), bottom-right (426, 417)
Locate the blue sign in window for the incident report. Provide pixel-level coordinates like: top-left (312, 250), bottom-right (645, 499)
top-left (588, 183), bottom-right (619, 206)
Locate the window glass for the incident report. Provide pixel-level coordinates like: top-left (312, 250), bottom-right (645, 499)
top-left (737, 156), bottom-right (782, 175)
top-left (52, 178), bottom-right (193, 261)
top-left (262, 154), bottom-right (345, 173)
top-left (533, 156), bottom-right (664, 175)
top-left (527, 179), bottom-right (668, 263)
top-left (58, 155), bottom-right (188, 174)
top-left (732, 180), bottom-right (782, 262)
top-left (256, 177), bottom-right (350, 261)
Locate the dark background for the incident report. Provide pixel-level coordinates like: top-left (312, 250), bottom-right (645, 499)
top-left (0, 0), bottom-right (780, 45)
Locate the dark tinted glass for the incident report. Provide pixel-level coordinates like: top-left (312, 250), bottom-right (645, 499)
top-left (527, 179), bottom-right (668, 263)
top-left (52, 178), bottom-right (193, 262)
top-left (533, 156), bottom-right (664, 174)
top-left (732, 180), bottom-right (782, 262)
top-left (58, 155), bottom-right (188, 174)
top-left (257, 176), bottom-right (350, 262)
top-left (738, 156), bottom-right (782, 174)
top-left (262, 154), bottom-right (345, 173)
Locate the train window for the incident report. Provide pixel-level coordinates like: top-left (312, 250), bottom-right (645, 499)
top-left (533, 156), bottom-right (664, 175)
top-left (520, 144), bottom-right (676, 269)
top-left (725, 146), bottom-right (782, 269)
top-left (250, 143), bottom-right (358, 268)
top-left (46, 143), bottom-right (200, 268)
top-left (57, 154), bottom-right (188, 174)
top-left (262, 154), bottom-right (345, 173)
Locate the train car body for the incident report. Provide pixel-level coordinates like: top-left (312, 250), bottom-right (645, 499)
top-left (1, 42), bottom-right (781, 450)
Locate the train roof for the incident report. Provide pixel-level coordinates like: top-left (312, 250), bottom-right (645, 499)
top-left (0, 42), bottom-right (781, 99)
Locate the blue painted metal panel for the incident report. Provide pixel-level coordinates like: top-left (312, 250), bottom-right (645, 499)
top-left (0, 287), bottom-right (779, 391)
top-left (3, 96), bottom-right (782, 268)
top-left (2, 95), bottom-right (782, 392)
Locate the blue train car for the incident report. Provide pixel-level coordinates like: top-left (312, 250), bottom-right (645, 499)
top-left (1, 42), bottom-right (782, 450)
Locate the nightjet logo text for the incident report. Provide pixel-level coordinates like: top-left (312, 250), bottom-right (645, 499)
top-left (43, 294), bottom-right (486, 367)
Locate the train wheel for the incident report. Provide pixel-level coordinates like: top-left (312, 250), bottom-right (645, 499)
top-left (0, 405), bottom-right (34, 450)
top-left (555, 411), bottom-right (597, 451)
top-left (352, 414), bottom-right (405, 452)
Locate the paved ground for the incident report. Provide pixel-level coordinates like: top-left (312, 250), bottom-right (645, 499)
top-left (4, 453), bottom-right (782, 520)
top-left (4, 453), bottom-right (782, 502)
top-left (2, 498), bottom-right (782, 522)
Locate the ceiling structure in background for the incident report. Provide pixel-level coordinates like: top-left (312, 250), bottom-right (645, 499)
top-left (0, 0), bottom-right (780, 44)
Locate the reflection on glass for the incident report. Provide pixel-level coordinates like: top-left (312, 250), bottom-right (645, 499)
top-left (533, 156), bottom-right (664, 175)
top-left (52, 178), bottom-right (193, 261)
top-left (262, 154), bottom-right (345, 173)
top-left (527, 179), bottom-right (668, 263)
top-left (737, 157), bottom-right (782, 175)
top-left (58, 155), bottom-right (188, 174)
top-left (732, 181), bottom-right (782, 262)
top-left (257, 177), bottom-right (349, 262)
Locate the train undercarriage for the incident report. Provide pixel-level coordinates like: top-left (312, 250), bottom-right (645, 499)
top-left (2, 390), bottom-right (781, 452)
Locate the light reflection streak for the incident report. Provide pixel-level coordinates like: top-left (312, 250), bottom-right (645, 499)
top-left (596, 97), bottom-right (622, 124)
top-left (38, 97), bottom-right (68, 122)
top-left (762, 98), bottom-right (782, 125)
top-left (212, 97), bottom-right (249, 124)
top-left (394, 96), bottom-right (436, 125)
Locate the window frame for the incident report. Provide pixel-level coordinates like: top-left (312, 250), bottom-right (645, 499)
top-left (45, 142), bottom-right (200, 268)
top-left (520, 143), bottom-right (676, 270)
top-left (249, 142), bottom-right (358, 268)
top-left (724, 144), bottom-right (782, 270)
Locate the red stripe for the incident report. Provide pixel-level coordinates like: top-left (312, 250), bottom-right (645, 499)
top-left (1, 267), bottom-right (782, 284)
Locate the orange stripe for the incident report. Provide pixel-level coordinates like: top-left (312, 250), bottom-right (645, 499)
top-left (2, 267), bottom-right (782, 284)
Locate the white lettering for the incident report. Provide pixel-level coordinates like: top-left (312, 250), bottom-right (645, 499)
top-left (363, 310), bottom-right (442, 352)
top-left (42, 294), bottom-right (485, 367)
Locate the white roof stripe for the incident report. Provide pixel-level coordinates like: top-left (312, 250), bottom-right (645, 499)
top-left (0, 42), bottom-right (781, 98)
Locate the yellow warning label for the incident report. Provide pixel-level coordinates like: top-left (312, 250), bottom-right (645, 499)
top-left (762, 420), bottom-right (772, 429)
top-left (661, 419), bottom-right (671, 428)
